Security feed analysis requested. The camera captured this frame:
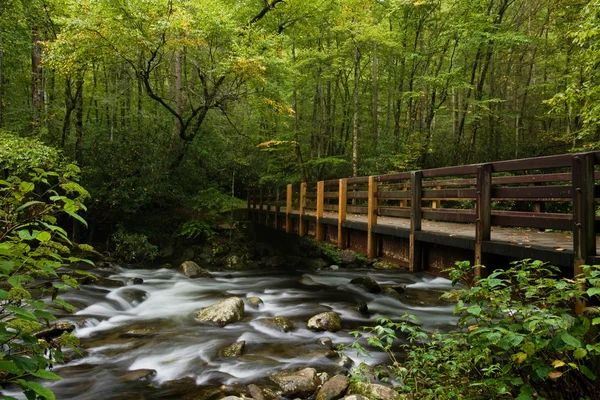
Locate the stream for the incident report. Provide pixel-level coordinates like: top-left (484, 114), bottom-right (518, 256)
top-left (10, 264), bottom-right (461, 399)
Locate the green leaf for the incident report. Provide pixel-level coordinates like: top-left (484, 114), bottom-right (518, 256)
top-left (0, 360), bottom-right (23, 375)
top-left (580, 365), bottom-right (596, 380)
top-left (500, 333), bottom-right (524, 351)
top-left (31, 369), bottom-right (62, 381)
top-left (36, 231), bottom-right (52, 242)
top-left (467, 305), bottom-right (482, 316)
top-left (18, 230), bottom-right (35, 241)
top-left (17, 380), bottom-right (55, 400)
top-left (574, 348), bottom-right (588, 359)
top-left (592, 317), bottom-right (600, 326)
top-left (586, 287), bottom-right (600, 297)
top-left (4, 306), bottom-right (38, 322)
top-left (65, 211), bottom-right (88, 228)
top-left (559, 331), bottom-right (582, 348)
top-left (18, 182), bottom-right (35, 193)
top-left (16, 201), bottom-right (44, 212)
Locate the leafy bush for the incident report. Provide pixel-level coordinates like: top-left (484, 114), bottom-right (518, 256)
top-left (0, 165), bottom-right (93, 399)
top-left (351, 259), bottom-right (600, 400)
top-left (0, 131), bottom-right (64, 176)
top-left (111, 228), bottom-right (158, 262)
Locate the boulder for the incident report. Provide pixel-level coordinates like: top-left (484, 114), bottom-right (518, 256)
top-left (120, 288), bottom-right (148, 304)
top-left (79, 276), bottom-right (124, 287)
top-left (354, 302), bottom-right (369, 314)
top-left (307, 312), bottom-right (342, 332)
top-left (348, 382), bottom-right (400, 400)
top-left (316, 375), bottom-right (350, 400)
top-left (120, 369), bottom-right (156, 382)
top-left (349, 277), bottom-right (381, 294)
top-left (372, 260), bottom-right (402, 270)
top-left (219, 341), bottom-right (246, 358)
top-left (247, 297), bottom-right (264, 309)
top-left (195, 297), bottom-right (244, 326)
top-left (158, 245), bottom-right (174, 259)
top-left (35, 321), bottom-right (75, 341)
top-left (342, 396), bottom-right (369, 400)
top-left (179, 261), bottom-right (213, 279)
top-left (263, 255), bottom-right (287, 268)
top-left (338, 250), bottom-right (357, 264)
top-left (270, 367), bottom-right (320, 397)
top-left (381, 287), bottom-right (402, 301)
top-left (119, 329), bottom-right (157, 339)
top-left (258, 317), bottom-right (295, 333)
top-left (330, 265), bottom-right (340, 271)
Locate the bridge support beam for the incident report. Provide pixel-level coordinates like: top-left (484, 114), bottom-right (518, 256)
top-left (285, 184), bottom-right (293, 233)
top-left (475, 164), bottom-right (492, 278)
top-left (338, 178), bottom-right (348, 249)
top-left (410, 171), bottom-right (423, 272)
top-left (316, 181), bottom-right (325, 242)
top-left (299, 183), bottom-right (307, 237)
top-left (367, 176), bottom-right (378, 259)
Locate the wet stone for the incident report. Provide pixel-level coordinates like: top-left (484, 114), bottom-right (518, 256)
top-left (128, 277), bottom-right (144, 285)
top-left (349, 277), bottom-right (381, 294)
top-left (317, 374), bottom-right (350, 400)
top-left (219, 341), bottom-right (246, 358)
top-left (247, 296), bottom-right (264, 309)
top-left (259, 317), bottom-right (295, 332)
top-left (307, 312), bottom-right (342, 332)
top-left (317, 337), bottom-right (334, 349)
top-left (354, 302), bottom-right (368, 314)
top-left (120, 369), bottom-right (157, 382)
top-left (247, 384), bottom-right (266, 400)
top-left (270, 367), bottom-right (320, 397)
top-left (179, 261), bottom-right (213, 279)
top-left (119, 329), bottom-right (157, 339)
top-left (195, 297), bottom-right (245, 327)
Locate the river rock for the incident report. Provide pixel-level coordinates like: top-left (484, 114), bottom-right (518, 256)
top-left (372, 260), bottom-right (402, 270)
top-left (349, 277), bottom-right (381, 293)
top-left (219, 341), bottom-right (245, 357)
top-left (128, 277), bottom-right (144, 285)
top-left (354, 302), bottom-right (368, 314)
top-left (179, 261), bottom-right (213, 278)
top-left (222, 397), bottom-right (244, 400)
top-left (381, 287), bottom-right (402, 301)
top-left (348, 382), bottom-right (399, 400)
top-left (270, 367), bottom-right (321, 397)
top-left (307, 312), bottom-right (342, 332)
top-left (263, 255), bottom-right (287, 268)
top-left (120, 288), bottom-right (148, 304)
top-left (338, 250), bottom-right (357, 264)
top-left (259, 317), bottom-right (295, 332)
top-left (342, 396), bottom-right (369, 400)
top-left (317, 337), bottom-right (334, 349)
top-left (79, 275), bottom-right (125, 287)
top-left (195, 297), bottom-right (244, 326)
top-left (316, 375), bottom-right (350, 400)
top-left (35, 321), bottom-right (75, 341)
top-left (120, 369), bottom-right (156, 382)
top-left (120, 328), bottom-right (157, 339)
top-left (247, 384), bottom-right (267, 400)
top-left (330, 265), bottom-right (340, 270)
top-left (247, 296), bottom-right (264, 309)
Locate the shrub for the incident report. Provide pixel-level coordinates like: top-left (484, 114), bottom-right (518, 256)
top-left (111, 228), bottom-right (158, 262)
top-left (351, 259), bottom-right (600, 400)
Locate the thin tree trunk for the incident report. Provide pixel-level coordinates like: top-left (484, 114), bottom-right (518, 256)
top-left (352, 45), bottom-right (361, 178)
top-left (292, 43), bottom-right (307, 182)
top-left (173, 49), bottom-right (183, 141)
top-left (74, 74), bottom-right (84, 163)
top-left (372, 42), bottom-right (379, 151)
top-left (32, 27), bottom-right (43, 127)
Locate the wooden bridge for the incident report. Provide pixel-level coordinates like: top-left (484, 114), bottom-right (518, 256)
top-left (247, 152), bottom-right (600, 278)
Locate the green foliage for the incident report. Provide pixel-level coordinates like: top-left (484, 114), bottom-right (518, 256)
top-left (0, 162), bottom-right (92, 398)
top-left (111, 228), bottom-right (158, 263)
top-left (306, 238), bottom-right (341, 264)
top-left (0, 131), bottom-right (64, 176)
top-left (351, 259), bottom-right (600, 400)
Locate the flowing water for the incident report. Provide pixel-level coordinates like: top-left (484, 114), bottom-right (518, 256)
top-left (9, 264), bottom-right (461, 399)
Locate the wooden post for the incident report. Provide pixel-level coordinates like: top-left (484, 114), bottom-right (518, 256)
top-left (409, 171), bottom-right (423, 272)
top-left (475, 164), bottom-right (492, 277)
top-left (400, 187), bottom-right (407, 208)
top-left (367, 176), bottom-right (378, 259)
top-left (286, 184), bottom-right (293, 233)
top-left (316, 181), bottom-right (325, 242)
top-left (338, 178), bottom-right (348, 249)
top-left (275, 186), bottom-right (281, 229)
top-left (573, 153), bottom-right (596, 274)
top-left (299, 182), bottom-right (307, 237)
top-left (432, 186), bottom-right (441, 209)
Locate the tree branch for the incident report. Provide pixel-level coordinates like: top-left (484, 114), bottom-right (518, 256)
top-left (249, 0), bottom-right (285, 25)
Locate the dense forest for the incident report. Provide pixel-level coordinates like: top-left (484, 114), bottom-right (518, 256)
top-left (1, 0), bottom-right (600, 241)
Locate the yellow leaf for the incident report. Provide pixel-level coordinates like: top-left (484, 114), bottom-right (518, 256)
top-left (548, 371), bottom-right (563, 379)
top-left (552, 360), bottom-right (566, 368)
top-left (468, 325), bottom-right (479, 331)
top-left (512, 352), bottom-right (527, 364)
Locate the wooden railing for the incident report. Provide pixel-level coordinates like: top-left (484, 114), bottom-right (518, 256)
top-left (248, 151), bottom-right (600, 276)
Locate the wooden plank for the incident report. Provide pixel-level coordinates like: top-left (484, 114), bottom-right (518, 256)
top-left (492, 153), bottom-right (573, 172)
top-left (316, 181), bottom-right (325, 242)
top-left (376, 171), bottom-right (411, 183)
top-left (347, 176), bottom-right (370, 184)
top-left (286, 184), bottom-right (293, 233)
top-left (573, 153), bottom-right (596, 278)
top-left (422, 165), bottom-right (478, 178)
top-left (324, 192), bottom-right (340, 199)
top-left (422, 209), bottom-right (476, 223)
top-left (347, 191), bottom-right (369, 199)
top-left (492, 186), bottom-right (572, 199)
top-left (347, 205), bottom-right (368, 214)
top-left (410, 171), bottom-right (423, 272)
top-left (367, 176), bottom-right (378, 259)
top-left (422, 188), bottom-right (476, 199)
top-left (299, 183), bottom-right (307, 237)
top-left (475, 164), bottom-right (492, 276)
top-left (491, 214), bottom-right (572, 230)
top-left (338, 178), bottom-right (348, 249)
top-left (378, 190), bottom-right (412, 199)
top-left (378, 207), bottom-right (410, 218)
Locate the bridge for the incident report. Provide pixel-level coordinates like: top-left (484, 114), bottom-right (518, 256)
top-left (247, 151), bottom-right (600, 278)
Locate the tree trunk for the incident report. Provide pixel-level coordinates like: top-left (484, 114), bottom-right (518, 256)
top-left (352, 45), bottom-right (361, 178)
top-left (372, 42), bottom-right (379, 151)
top-left (173, 48), bottom-right (183, 141)
top-left (31, 27), bottom-right (43, 128)
top-left (74, 74), bottom-right (84, 164)
top-left (0, 29), bottom-right (3, 129)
